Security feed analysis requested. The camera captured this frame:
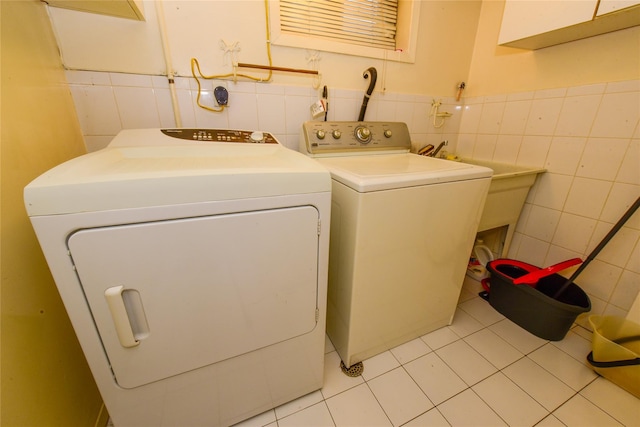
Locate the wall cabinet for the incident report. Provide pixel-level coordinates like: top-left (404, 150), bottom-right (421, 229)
top-left (498, 0), bottom-right (640, 49)
top-left (44, 0), bottom-right (144, 21)
top-left (597, 0), bottom-right (640, 15)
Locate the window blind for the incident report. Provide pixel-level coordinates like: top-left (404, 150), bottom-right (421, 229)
top-left (279, 0), bottom-right (398, 50)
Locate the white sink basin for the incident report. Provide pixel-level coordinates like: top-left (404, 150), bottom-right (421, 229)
top-left (463, 158), bottom-right (545, 179)
top-left (461, 158), bottom-right (545, 256)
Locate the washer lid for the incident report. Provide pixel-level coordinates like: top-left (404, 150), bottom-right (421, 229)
top-left (316, 154), bottom-right (492, 192)
top-left (25, 133), bottom-right (330, 216)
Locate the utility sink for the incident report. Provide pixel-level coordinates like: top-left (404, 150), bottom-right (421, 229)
top-left (461, 158), bottom-right (545, 256)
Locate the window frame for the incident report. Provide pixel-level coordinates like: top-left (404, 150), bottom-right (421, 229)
top-left (268, 0), bottom-right (421, 64)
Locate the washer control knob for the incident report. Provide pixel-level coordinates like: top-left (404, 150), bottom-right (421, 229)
top-left (332, 130), bottom-right (342, 139)
top-left (316, 130), bottom-right (326, 140)
top-left (355, 126), bottom-right (372, 144)
top-left (384, 129), bottom-right (393, 138)
top-left (250, 131), bottom-right (264, 142)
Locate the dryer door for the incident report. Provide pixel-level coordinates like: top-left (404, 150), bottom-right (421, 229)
top-left (68, 206), bottom-right (320, 389)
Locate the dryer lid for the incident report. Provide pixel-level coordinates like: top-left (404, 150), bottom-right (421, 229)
top-left (25, 130), bottom-right (330, 216)
top-left (316, 153), bottom-right (492, 192)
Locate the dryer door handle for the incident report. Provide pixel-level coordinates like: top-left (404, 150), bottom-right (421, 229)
top-left (105, 286), bottom-right (140, 348)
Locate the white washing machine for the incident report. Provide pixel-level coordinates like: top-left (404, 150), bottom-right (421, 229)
top-left (24, 128), bottom-right (331, 427)
top-left (300, 121), bottom-right (492, 369)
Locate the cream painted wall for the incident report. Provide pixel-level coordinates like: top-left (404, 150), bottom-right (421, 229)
top-left (1, 1), bottom-right (105, 425)
top-left (466, 0), bottom-right (640, 96)
top-left (48, 0), bottom-right (483, 96)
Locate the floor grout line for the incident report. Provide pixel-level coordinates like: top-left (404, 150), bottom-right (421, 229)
top-left (241, 293), bottom-right (638, 427)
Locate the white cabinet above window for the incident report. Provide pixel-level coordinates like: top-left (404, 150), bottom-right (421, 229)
top-left (44, 0), bottom-right (144, 21)
top-left (498, 0), bottom-right (640, 49)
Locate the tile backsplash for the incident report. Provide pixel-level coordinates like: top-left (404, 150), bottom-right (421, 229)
top-left (65, 70), bottom-right (461, 153)
top-left (459, 80), bottom-right (639, 322)
top-left (66, 70), bottom-right (639, 321)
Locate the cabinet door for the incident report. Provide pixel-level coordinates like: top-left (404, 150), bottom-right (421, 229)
top-left (499, 0), bottom-right (640, 49)
top-left (597, 0), bottom-right (640, 15)
top-left (68, 206), bottom-right (320, 389)
top-left (498, 0), bottom-right (597, 45)
top-left (46, 0), bottom-right (144, 20)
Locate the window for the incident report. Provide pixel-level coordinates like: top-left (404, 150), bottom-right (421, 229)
top-left (268, 0), bottom-right (421, 63)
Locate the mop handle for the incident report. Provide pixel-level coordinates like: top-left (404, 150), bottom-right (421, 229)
top-left (553, 196), bottom-right (640, 299)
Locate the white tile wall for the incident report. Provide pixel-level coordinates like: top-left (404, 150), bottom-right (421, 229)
top-left (65, 70), bottom-right (640, 320)
top-left (65, 70), bottom-right (459, 152)
top-left (459, 80), bottom-right (640, 322)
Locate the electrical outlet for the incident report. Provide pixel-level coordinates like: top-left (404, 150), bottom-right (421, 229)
top-left (214, 86), bottom-right (228, 106)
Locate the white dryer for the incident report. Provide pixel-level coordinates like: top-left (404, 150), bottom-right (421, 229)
top-left (25, 129), bottom-right (331, 426)
top-left (301, 121), bottom-right (492, 370)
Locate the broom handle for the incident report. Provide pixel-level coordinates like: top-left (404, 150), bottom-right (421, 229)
top-left (553, 196), bottom-right (640, 299)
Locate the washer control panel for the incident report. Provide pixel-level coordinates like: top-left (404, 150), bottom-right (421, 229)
top-left (161, 128), bottom-right (278, 144)
top-left (300, 121), bottom-right (411, 156)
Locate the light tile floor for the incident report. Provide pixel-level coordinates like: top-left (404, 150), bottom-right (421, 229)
top-left (236, 279), bottom-right (640, 427)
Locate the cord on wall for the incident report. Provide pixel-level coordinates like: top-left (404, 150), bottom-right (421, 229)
top-left (155, 1), bottom-right (182, 127)
top-left (430, 99), bottom-right (452, 128)
top-left (191, 0), bottom-right (321, 113)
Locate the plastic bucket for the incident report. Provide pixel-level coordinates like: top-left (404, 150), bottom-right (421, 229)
top-left (486, 259), bottom-right (591, 341)
top-left (587, 315), bottom-right (640, 398)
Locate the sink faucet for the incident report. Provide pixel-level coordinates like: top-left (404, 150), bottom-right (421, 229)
top-left (431, 140), bottom-right (448, 157)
